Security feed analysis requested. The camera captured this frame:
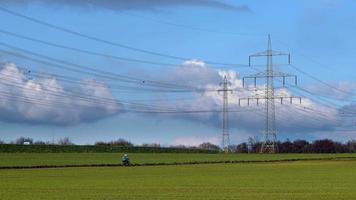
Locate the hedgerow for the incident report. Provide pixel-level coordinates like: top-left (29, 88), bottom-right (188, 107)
top-left (0, 144), bottom-right (218, 154)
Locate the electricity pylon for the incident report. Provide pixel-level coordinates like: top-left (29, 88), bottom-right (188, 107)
top-left (218, 76), bottom-right (233, 153)
top-left (240, 35), bottom-right (301, 153)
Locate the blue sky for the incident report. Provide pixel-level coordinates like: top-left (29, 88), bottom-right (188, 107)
top-left (0, 0), bottom-right (355, 146)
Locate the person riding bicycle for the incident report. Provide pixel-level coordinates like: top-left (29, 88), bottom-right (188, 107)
top-left (122, 154), bottom-right (130, 166)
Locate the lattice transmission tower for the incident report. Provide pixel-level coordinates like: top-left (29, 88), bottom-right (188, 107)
top-left (218, 76), bottom-right (233, 153)
top-left (240, 35), bottom-right (301, 153)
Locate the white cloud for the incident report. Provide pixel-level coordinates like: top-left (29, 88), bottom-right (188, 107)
top-left (147, 59), bottom-right (341, 134)
top-left (306, 81), bottom-right (356, 100)
top-left (0, 63), bottom-right (122, 125)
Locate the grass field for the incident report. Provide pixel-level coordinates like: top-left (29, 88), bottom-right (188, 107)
top-left (1, 160), bottom-right (356, 199)
top-left (1, 153), bottom-right (356, 167)
top-left (1, 153), bottom-right (356, 199)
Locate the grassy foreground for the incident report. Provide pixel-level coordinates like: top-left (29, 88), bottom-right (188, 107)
top-left (1, 153), bottom-right (356, 167)
top-left (1, 160), bottom-right (356, 199)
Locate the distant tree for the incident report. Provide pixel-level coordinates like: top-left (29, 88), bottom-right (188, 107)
top-left (293, 139), bottom-right (310, 153)
top-left (278, 139), bottom-right (294, 153)
top-left (346, 140), bottom-right (356, 153)
top-left (110, 138), bottom-right (133, 147)
top-left (141, 143), bottom-right (160, 148)
top-left (94, 141), bottom-right (106, 146)
top-left (229, 138), bottom-right (356, 153)
top-left (235, 143), bottom-right (248, 153)
top-left (333, 141), bottom-right (348, 153)
top-left (33, 140), bottom-right (47, 145)
top-left (0, 139), bottom-right (4, 144)
top-left (95, 138), bottom-right (133, 147)
top-left (198, 142), bottom-right (220, 151)
top-left (14, 137), bottom-right (33, 145)
top-left (227, 145), bottom-right (237, 153)
top-left (227, 144), bottom-right (247, 153)
top-left (169, 145), bottom-right (188, 149)
top-left (247, 136), bottom-right (261, 153)
top-left (57, 137), bottom-right (74, 145)
top-left (312, 139), bottom-right (335, 153)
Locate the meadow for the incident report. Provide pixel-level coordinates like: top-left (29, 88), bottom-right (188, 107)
top-left (1, 160), bottom-right (356, 199)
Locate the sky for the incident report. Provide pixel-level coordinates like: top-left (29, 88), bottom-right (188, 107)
top-left (0, 0), bottom-right (356, 146)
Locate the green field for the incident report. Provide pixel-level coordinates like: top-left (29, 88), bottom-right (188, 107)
top-left (1, 153), bottom-right (356, 199)
top-left (1, 153), bottom-right (356, 167)
top-left (1, 160), bottom-right (356, 199)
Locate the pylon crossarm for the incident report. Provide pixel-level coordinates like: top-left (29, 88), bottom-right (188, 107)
top-left (249, 51), bottom-right (290, 66)
top-left (249, 50), bottom-right (289, 57)
top-left (243, 73), bottom-right (297, 88)
top-left (245, 71), bottom-right (294, 78)
top-left (238, 96), bottom-right (302, 106)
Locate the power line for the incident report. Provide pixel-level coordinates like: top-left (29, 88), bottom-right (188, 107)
top-left (290, 64), bottom-right (355, 97)
top-left (251, 64), bottom-right (354, 115)
top-left (274, 38), bottom-right (336, 72)
top-left (0, 87), bottom-right (262, 114)
top-left (0, 29), bottom-right (251, 69)
top-left (0, 29), bottom-right (179, 68)
top-left (0, 6), bottom-right (246, 67)
top-left (132, 107), bottom-right (262, 114)
top-left (122, 12), bottom-right (265, 37)
top-left (1, 68), bottom-right (261, 113)
top-left (0, 44), bottom-right (212, 91)
top-left (285, 83), bottom-right (356, 115)
top-left (0, 71), bottom-right (197, 112)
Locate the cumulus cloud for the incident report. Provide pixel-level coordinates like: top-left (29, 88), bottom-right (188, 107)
top-left (306, 81), bottom-right (356, 100)
top-left (145, 59), bottom-right (341, 135)
top-left (0, 63), bottom-right (122, 125)
top-left (1, 0), bottom-right (251, 12)
top-left (165, 59), bottom-right (222, 87)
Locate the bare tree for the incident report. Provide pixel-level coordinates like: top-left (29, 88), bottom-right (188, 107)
top-left (57, 137), bottom-right (74, 145)
top-left (141, 143), bottom-right (160, 148)
top-left (95, 138), bottom-right (133, 147)
top-left (247, 136), bottom-right (261, 153)
top-left (169, 145), bottom-right (188, 149)
top-left (198, 142), bottom-right (220, 151)
top-left (347, 140), bottom-right (356, 153)
top-left (34, 140), bottom-right (47, 145)
top-left (111, 138), bottom-right (133, 147)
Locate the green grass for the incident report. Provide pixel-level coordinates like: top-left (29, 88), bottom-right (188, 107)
top-left (1, 153), bottom-right (356, 167)
top-left (1, 160), bottom-right (356, 199)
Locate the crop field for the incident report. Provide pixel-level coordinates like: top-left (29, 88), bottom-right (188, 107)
top-left (1, 153), bottom-right (356, 199)
top-left (1, 160), bottom-right (356, 199)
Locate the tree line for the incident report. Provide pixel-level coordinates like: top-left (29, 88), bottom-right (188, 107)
top-left (230, 138), bottom-right (356, 153)
top-left (0, 137), bottom-right (75, 145)
top-left (1, 137), bottom-right (356, 153)
top-left (0, 137), bottom-right (221, 151)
